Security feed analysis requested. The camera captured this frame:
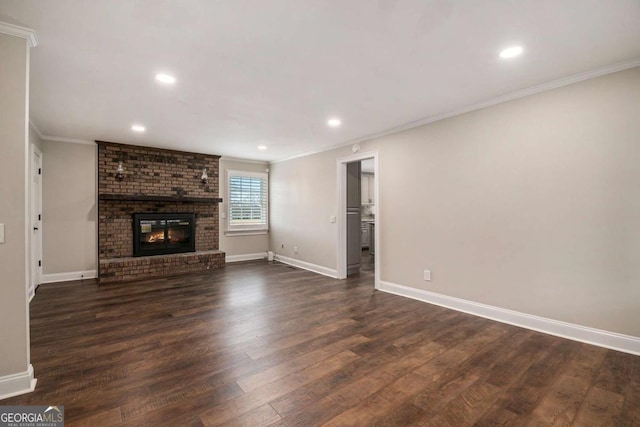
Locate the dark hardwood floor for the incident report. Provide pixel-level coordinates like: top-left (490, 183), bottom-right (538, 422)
top-left (4, 252), bottom-right (639, 426)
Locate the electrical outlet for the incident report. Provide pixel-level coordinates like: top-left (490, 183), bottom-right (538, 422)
top-left (329, 215), bottom-right (336, 223)
top-left (293, 246), bottom-right (298, 254)
top-left (424, 270), bottom-right (431, 281)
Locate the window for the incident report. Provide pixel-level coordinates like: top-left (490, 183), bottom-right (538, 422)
top-left (227, 170), bottom-right (268, 232)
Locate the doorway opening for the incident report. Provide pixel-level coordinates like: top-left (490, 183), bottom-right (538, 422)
top-left (337, 150), bottom-right (379, 288)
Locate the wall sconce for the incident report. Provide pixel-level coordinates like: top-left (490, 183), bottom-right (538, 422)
top-left (201, 167), bottom-right (208, 184)
top-left (115, 161), bottom-right (124, 180)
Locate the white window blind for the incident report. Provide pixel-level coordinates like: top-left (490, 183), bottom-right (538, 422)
top-left (227, 170), bottom-right (268, 231)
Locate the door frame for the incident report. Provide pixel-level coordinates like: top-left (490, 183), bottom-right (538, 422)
top-left (29, 144), bottom-right (42, 302)
top-left (336, 150), bottom-right (379, 287)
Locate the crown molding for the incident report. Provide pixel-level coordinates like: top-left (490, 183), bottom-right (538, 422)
top-left (272, 58), bottom-right (640, 164)
top-left (0, 21), bottom-right (38, 47)
top-left (41, 135), bottom-right (95, 146)
top-left (220, 156), bottom-right (269, 165)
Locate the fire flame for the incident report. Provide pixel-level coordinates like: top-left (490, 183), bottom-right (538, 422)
top-left (147, 231), bottom-right (165, 243)
top-left (146, 230), bottom-right (187, 243)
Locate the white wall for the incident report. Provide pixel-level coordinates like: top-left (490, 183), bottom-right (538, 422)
top-left (219, 158), bottom-right (269, 259)
top-left (269, 67), bottom-right (640, 338)
top-left (41, 140), bottom-right (97, 276)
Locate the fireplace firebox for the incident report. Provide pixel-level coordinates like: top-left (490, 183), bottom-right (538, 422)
top-left (133, 213), bottom-right (196, 257)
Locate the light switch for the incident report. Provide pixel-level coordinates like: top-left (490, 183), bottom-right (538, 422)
top-left (329, 216), bottom-right (336, 223)
top-left (0, 223), bottom-right (4, 243)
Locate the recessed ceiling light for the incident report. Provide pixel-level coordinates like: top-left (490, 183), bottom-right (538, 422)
top-left (499, 46), bottom-right (523, 59)
top-left (131, 124), bottom-right (146, 132)
top-left (327, 118), bottom-right (341, 128)
top-left (155, 73), bottom-right (176, 84)
top-left (257, 145), bottom-right (267, 150)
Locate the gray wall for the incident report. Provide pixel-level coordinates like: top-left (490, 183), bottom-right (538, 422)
top-left (41, 141), bottom-right (97, 275)
top-left (0, 32), bottom-right (30, 379)
top-left (270, 150), bottom-right (340, 264)
top-left (269, 66), bottom-right (640, 337)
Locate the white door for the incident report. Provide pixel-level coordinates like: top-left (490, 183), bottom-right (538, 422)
top-left (30, 146), bottom-right (42, 301)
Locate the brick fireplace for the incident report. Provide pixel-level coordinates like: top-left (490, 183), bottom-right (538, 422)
top-left (97, 141), bottom-right (225, 284)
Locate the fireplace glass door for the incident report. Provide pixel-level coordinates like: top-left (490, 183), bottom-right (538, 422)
top-left (133, 213), bottom-right (196, 256)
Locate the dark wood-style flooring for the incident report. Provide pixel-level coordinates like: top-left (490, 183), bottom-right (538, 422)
top-left (4, 251), bottom-right (639, 426)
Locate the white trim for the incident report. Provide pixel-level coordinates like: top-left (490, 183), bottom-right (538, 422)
top-left (336, 150), bottom-right (380, 286)
top-left (378, 281), bottom-right (640, 356)
top-left (0, 364), bottom-right (36, 401)
top-left (224, 230), bottom-right (268, 237)
top-left (41, 270), bottom-right (97, 284)
top-left (40, 135), bottom-right (95, 145)
top-left (0, 21), bottom-right (38, 47)
top-left (29, 144), bottom-right (43, 302)
top-left (226, 253), bottom-right (267, 263)
top-left (23, 41), bottom-right (33, 373)
top-left (272, 59), bottom-right (640, 164)
top-left (274, 255), bottom-right (338, 279)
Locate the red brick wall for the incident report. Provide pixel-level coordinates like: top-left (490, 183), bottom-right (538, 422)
top-left (96, 141), bottom-right (223, 282)
top-left (97, 141), bottom-right (220, 200)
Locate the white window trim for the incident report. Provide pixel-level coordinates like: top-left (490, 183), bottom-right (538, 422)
top-left (226, 169), bottom-right (269, 232)
top-left (224, 230), bottom-right (269, 237)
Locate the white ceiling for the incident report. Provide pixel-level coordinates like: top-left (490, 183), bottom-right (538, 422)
top-left (1, 1), bottom-right (639, 162)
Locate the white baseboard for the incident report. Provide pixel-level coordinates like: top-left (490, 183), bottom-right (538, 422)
top-left (41, 270), bottom-right (97, 284)
top-left (274, 255), bottom-right (338, 279)
top-left (378, 280), bottom-right (640, 356)
top-left (0, 365), bottom-right (37, 401)
top-left (226, 253), bottom-right (266, 263)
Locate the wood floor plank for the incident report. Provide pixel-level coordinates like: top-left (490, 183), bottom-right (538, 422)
top-left (370, 402), bottom-right (430, 427)
top-left (523, 375), bottom-right (590, 427)
top-left (618, 356), bottom-right (640, 427)
top-left (322, 371), bottom-right (432, 427)
top-left (270, 340), bottom-right (444, 420)
top-left (199, 350), bottom-right (361, 426)
top-left (572, 386), bottom-right (625, 426)
top-left (498, 339), bottom-right (577, 416)
top-left (594, 350), bottom-right (636, 395)
top-left (236, 334), bottom-right (369, 392)
top-left (425, 379), bottom-right (503, 427)
top-left (70, 408), bottom-right (123, 427)
top-left (217, 404), bottom-right (282, 427)
top-left (474, 405), bottom-right (520, 427)
top-left (243, 318), bottom-right (358, 360)
top-left (1, 255), bottom-right (637, 426)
